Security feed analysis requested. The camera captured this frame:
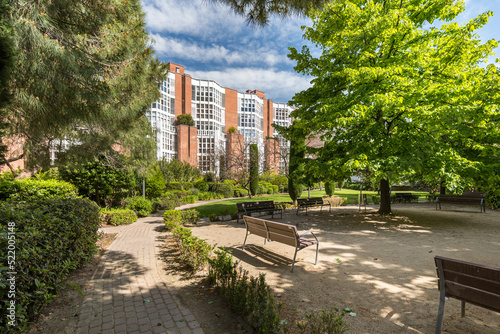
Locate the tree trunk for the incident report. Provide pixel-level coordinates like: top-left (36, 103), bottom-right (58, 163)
top-left (95, 183), bottom-right (101, 207)
top-left (439, 180), bottom-right (446, 195)
top-left (378, 178), bottom-right (391, 214)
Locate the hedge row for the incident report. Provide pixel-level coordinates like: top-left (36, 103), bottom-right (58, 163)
top-left (0, 199), bottom-right (101, 332)
top-left (100, 208), bottom-right (137, 226)
top-left (0, 178), bottom-right (79, 201)
top-left (164, 210), bottom-right (211, 272)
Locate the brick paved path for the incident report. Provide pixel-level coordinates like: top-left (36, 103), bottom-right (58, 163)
top-left (74, 215), bottom-right (204, 334)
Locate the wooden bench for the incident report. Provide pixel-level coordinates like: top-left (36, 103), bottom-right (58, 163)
top-left (242, 216), bottom-right (319, 272)
top-left (296, 197), bottom-right (331, 215)
top-left (393, 192), bottom-right (418, 203)
top-left (434, 256), bottom-right (500, 334)
top-left (436, 192), bottom-right (485, 212)
top-left (236, 201), bottom-right (283, 223)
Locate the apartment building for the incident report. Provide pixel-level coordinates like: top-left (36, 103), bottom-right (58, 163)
top-left (146, 63), bottom-right (294, 175)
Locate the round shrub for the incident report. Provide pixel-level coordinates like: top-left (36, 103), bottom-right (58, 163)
top-left (124, 196), bottom-right (153, 217)
top-left (100, 208), bottom-right (137, 226)
top-left (194, 179), bottom-right (208, 192)
top-left (189, 187), bottom-right (200, 197)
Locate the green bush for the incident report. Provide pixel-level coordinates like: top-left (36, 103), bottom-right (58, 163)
top-left (171, 225), bottom-right (213, 272)
top-left (145, 166), bottom-right (166, 199)
top-left (164, 209), bottom-right (200, 225)
top-left (198, 191), bottom-right (224, 201)
top-left (195, 179), bottom-right (209, 192)
top-left (234, 187), bottom-right (249, 197)
top-left (0, 199), bottom-right (100, 331)
top-left (296, 307), bottom-right (349, 334)
top-left (1, 178), bottom-right (79, 201)
top-left (208, 248), bottom-right (284, 333)
top-left (272, 185), bottom-right (279, 194)
top-left (189, 187), bottom-right (200, 197)
top-left (183, 195), bottom-right (198, 204)
top-left (165, 181), bottom-right (183, 191)
top-left (100, 208), bottom-right (137, 226)
top-left (124, 196), bottom-right (153, 217)
top-left (325, 182), bottom-right (334, 197)
top-left (209, 182), bottom-right (234, 198)
top-left (164, 209), bottom-right (183, 224)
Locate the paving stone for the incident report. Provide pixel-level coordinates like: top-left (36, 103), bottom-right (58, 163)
top-left (74, 216), bottom-right (204, 334)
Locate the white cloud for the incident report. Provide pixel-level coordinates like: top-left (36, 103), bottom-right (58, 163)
top-left (150, 33), bottom-right (293, 67)
top-left (143, 0), bottom-right (245, 38)
top-left (189, 68), bottom-right (312, 102)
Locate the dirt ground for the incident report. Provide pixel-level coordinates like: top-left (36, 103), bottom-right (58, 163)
top-left (185, 202), bottom-right (500, 334)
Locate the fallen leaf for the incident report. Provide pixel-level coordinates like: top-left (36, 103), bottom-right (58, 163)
top-left (215, 313), bottom-right (220, 317)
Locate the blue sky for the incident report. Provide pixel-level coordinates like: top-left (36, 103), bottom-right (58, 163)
top-left (143, 0), bottom-right (500, 103)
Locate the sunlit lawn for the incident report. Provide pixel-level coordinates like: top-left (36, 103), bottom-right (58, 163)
top-left (193, 188), bottom-right (430, 217)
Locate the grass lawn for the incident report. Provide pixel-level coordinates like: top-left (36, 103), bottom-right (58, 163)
top-left (193, 189), bottom-right (430, 217)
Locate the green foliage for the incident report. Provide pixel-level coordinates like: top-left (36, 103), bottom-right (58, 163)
top-left (159, 158), bottom-right (201, 183)
top-left (198, 191), bottom-right (225, 201)
top-left (145, 165), bottom-right (166, 199)
top-left (249, 144), bottom-right (259, 196)
top-left (325, 182), bottom-right (334, 197)
top-left (195, 179), bottom-right (209, 192)
top-left (296, 307), bottom-right (349, 334)
top-left (208, 248), bottom-right (285, 333)
top-left (123, 196), bottom-right (153, 217)
top-left (289, 0), bottom-right (500, 214)
top-left (176, 114), bottom-right (195, 126)
top-left (6, 0), bottom-right (167, 169)
top-left (165, 181), bottom-right (183, 190)
top-left (60, 158), bottom-right (136, 207)
top-left (227, 126), bottom-right (236, 133)
top-left (164, 209), bottom-right (200, 226)
top-left (234, 187), bottom-right (249, 197)
top-left (287, 125), bottom-right (306, 203)
top-left (0, 178), bottom-right (79, 201)
top-left (100, 208), bottom-right (137, 226)
top-left (208, 182), bottom-right (234, 198)
top-left (0, 199), bottom-right (100, 330)
top-left (213, 0), bottom-right (328, 25)
top-left (164, 220), bottom-right (213, 272)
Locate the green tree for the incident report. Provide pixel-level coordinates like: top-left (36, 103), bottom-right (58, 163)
top-left (0, 0), bottom-right (15, 167)
top-left (287, 124), bottom-right (306, 205)
top-left (213, 0), bottom-right (329, 25)
top-left (4, 0), bottom-right (166, 172)
top-left (289, 0), bottom-right (499, 214)
top-left (60, 155), bottom-right (136, 207)
top-left (249, 143), bottom-right (259, 196)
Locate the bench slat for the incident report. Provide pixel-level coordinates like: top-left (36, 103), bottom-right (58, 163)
top-left (440, 271), bottom-right (500, 295)
top-left (443, 280), bottom-right (500, 312)
top-left (440, 258), bottom-right (500, 282)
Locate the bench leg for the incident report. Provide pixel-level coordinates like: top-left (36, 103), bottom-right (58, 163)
top-left (315, 243), bottom-right (319, 265)
top-left (435, 289), bottom-right (446, 334)
top-left (291, 248), bottom-right (298, 273)
top-left (461, 301), bottom-right (465, 317)
top-left (242, 232), bottom-right (248, 250)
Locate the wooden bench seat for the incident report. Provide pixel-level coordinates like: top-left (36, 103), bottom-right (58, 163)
top-left (434, 256), bottom-right (500, 333)
top-left (296, 197), bottom-right (331, 215)
top-left (236, 201), bottom-right (283, 223)
top-left (436, 193), bottom-right (485, 212)
top-left (242, 216), bottom-right (319, 272)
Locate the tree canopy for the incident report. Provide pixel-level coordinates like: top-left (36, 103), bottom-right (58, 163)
top-left (289, 0), bottom-right (500, 213)
top-left (3, 0), bottom-right (166, 171)
top-left (212, 0), bottom-right (328, 25)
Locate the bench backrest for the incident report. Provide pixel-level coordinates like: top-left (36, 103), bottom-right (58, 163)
top-left (237, 201), bottom-right (274, 212)
top-left (243, 216), bottom-right (269, 239)
top-left (297, 197), bottom-right (323, 205)
top-left (435, 256), bottom-right (500, 313)
top-left (461, 191), bottom-right (485, 198)
top-left (395, 193), bottom-right (413, 198)
top-left (437, 195), bottom-right (484, 203)
top-left (243, 216), bottom-right (298, 247)
top-left (265, 220), bottom-right (299, 247)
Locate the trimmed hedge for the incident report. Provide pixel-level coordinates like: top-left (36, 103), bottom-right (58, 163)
top-left (208, 182), bottom-right (234, 198)
top-left (0, 199), bottom-right (100, 332)
top-left (123, 196), bottom-right (153, 217)
top-left (0, 178), bottom-right (79, 201)
top-left (100, 208), bottom-right (137, 226)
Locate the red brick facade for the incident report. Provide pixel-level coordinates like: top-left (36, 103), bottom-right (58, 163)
top-left (176, 125), bottom-right (198, 167)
